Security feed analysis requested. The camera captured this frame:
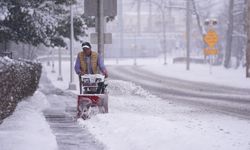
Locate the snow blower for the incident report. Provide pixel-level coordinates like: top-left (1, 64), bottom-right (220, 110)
top-left (77, 74), bottom-right (108, 120)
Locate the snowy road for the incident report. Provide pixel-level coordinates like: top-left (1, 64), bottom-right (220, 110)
top-left (108, 65), bottom-right (250, 120)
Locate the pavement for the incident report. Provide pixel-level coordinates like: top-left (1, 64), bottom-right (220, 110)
top-left (39, 71), bottom-right (104, 150)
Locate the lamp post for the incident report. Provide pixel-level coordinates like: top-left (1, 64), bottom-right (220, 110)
top-left (186, 0), bottom-right (191, 70)
top-left (134, 43), bottom-right (137, 66)
top-left (57, 47), bottom-right (63, 81)
top-left (68, 3), bottom-right (76, 90)
top-left (118, 0), bottom-right (124, 64)
top-left (97, 0), bottom-right (105, 60)
top-left (162, 3), bottom-right (167, 65)
top-left (51, 49), bottom-right (56, 73)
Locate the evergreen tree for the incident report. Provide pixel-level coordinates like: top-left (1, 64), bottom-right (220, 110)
top-left (0, 0), bottom-right (91, 48)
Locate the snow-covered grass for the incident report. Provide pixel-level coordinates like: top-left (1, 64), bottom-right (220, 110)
top-left (105, 57), bottom-right (250, 89)
top-left (43, 58), bottom-right (250, 150)
top-left (42, 56), bottom-right (250, 89)
top-left (0, 91), bottom-right (57, 150)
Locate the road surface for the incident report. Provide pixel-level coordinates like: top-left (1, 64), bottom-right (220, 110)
top-left (108, 65), bottom-right (250, 120)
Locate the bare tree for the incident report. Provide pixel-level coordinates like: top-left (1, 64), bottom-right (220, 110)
top-left (224, 0), bottom-right (235, 68)
top-left (191, 0), bottom-right (204, 38)
top-left (231, 0), bottom-right (247, 68)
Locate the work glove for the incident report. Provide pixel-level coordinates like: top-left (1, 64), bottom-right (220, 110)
top-left (103, 70), bottom-right (108, 78)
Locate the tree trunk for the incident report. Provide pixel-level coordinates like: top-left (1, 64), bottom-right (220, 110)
top-left (224, 0), bottom-right (234, 68)
top-left (247, 0), bottom-right (250, 77)
top-left (191, 0), bottom-right (204, 38)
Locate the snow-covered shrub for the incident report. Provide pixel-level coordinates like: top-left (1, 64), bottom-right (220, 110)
top-left (0, 57), bottom-right (42, 123)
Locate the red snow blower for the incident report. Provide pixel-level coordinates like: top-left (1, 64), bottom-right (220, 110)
top-left (77, 74), bottom-right (108, 120)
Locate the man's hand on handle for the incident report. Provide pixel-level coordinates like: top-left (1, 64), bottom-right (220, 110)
top-left (103, 70), bottom-right (108, 78)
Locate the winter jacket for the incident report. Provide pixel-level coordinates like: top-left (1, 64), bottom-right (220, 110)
top-left (74, 51), bottom-right (106, 75)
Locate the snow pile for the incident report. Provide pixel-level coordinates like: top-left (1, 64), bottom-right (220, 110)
top-left (108, 80), bottom-right (157, 99)
top-left (42, 59), bottom-right (250, 150)
top-left (0, 57), bottom-right (42, 123)
top-left (78, 80), bottom-right (250, 150)
top-left (0, 91), bottom-right (57, 150)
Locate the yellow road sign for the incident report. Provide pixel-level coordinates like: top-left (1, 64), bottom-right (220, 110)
top-left (204, 30), bottom-right (218, 48)
top-left (204, 48), bottom-right (218, 55)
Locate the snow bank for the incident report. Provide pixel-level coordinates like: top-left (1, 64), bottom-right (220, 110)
top-left (0, 57), bottom-right (42, 123)
top-left (78, 80), bottom-right (250, 150)
top-left (108, 80), bottom-right (156, 98)
top-left (0, 91), bottom-right (57, 150)
top-left (42, 59), bottom-right (250, 150)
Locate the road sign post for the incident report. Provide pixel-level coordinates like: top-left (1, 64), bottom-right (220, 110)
top-left (84, 0), bottom-right (117, 61)
top-left (204, 19), bottom-right (219, 74)
top-left (90, 33), bottom-right (112, 44)
top-left (84, 0), bottom-right (117, 16)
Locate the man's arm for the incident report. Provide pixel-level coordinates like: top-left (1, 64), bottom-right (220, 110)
top-left (97, 55), bottom-right (108, 77)
top-left (74, 54), bottom-right (81, 75)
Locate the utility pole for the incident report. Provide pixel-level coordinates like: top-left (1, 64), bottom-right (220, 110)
top-left (148, 0), bottom-right (152, 32)
top-left (161, 2), bottom-right (167, 65)
top-left (247, 0), bottom-right (250, 77)
top-left (186, 0), bottom-right (191, 70)
top-left (168, 0), bottom-right (172, 31)
top-left (134, 0), bottom-right (141, 66)
top-left (97, 0), bottom-right (105, 60)
top-left (68, 3), bottom-right (76, 90)
top-left (137, 0), bottom-right (141, 36)
top-left (51, 49), bottom-right (56, 73)
top-left (57, 47), bottom-right (63, 81)
top-left (118, 0), bottom-right (124, 63)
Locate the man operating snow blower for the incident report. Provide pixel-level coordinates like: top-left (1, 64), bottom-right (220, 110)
top-left (74, 42), bottom-right (108, 77)
top-left (74, 42), bottom-right (109, 119)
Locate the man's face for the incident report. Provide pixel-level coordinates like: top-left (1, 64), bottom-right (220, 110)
top-left (83, 48), bottom-right (91, 56)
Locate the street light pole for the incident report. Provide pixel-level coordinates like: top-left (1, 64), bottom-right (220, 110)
top-left (57, 47), bottom-right (63, 81)
top-left (97, 0), bottom-right (105, 60)
top-left (68, 3), bottom-right (76, 90)
top-left (134, 36), bottom-right (137, 66)
top-left (118, 0), bottom-right (124, 64)
top-left (162, 3), bottom-right (167, 65)
top-left (134, 0), bottom-right (141, 66)
top-left (186, 0), bottom-right (191, 70)
top-left (51, 49), bottom-right (56, 73)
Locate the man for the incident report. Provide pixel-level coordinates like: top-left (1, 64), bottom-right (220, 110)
top-left (74, 42), bottom-right (108, 77)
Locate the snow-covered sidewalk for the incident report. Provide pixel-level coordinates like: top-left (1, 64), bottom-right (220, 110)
top-left (0, 91), bottom-right (57, 150)
top-left (43, 58), bottom-right (250, 150)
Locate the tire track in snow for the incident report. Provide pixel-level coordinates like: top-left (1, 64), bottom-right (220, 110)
top-left (108, 66), bottom-right (250, 120)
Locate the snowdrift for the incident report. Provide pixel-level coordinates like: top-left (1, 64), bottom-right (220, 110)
top-left (0, 57), bottom-right (42, 123)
